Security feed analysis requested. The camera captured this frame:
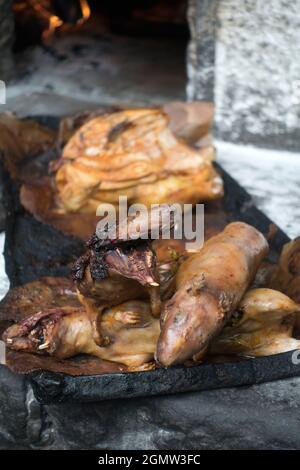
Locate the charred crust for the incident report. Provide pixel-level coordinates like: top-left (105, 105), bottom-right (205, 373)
top-left (86, 233), bottom-right (151, 253)
top-left (72, 249), bottom-right (108, 283)
top-left (89, 253), bottom-right (108, 281)
top-left (107, 119), bottom-right (134, 143)
top-left (73, 235), bottom-right (155, 284)
top-left (4, 308), bottom-right (71, 354)
top-left (72, 251), bottom-right (91, 282)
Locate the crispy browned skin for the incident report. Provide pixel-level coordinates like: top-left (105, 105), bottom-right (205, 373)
top-left (0, 277), bottom-right (159, 370)
top-left (54, 109), bottom-right (223, 213)
top-left (3, 307), bottom-right (99, 358)
top-left (0, 113), bottom-right (56, 177)
top-left (3, 301), bottom-right (160, 369)
top-left (210, 288), bottom-right (300, 357)
top-left (269, 238), bottom-right (300, 303)
top-left (156, 222), bottom-right (269, 366)
top-left (74, 243), bottom-right (160, 311)
top-left (73, 205), bottom-right (178, 317)
top-left (268, 238), bottom-right (300, 336)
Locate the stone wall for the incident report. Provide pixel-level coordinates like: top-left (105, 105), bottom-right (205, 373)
top-left (186, 0), bottom-right (217, 102)
top-left (187, 0), bottom-right (300, 150)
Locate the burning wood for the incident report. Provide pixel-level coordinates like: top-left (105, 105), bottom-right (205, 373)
top-left (13, 0), bottom-right (91, 41)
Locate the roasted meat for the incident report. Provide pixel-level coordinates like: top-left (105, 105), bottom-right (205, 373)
top-left (156, 222), bottom-right (269, 366)
top-left (3, 301), bottom-right (159, 369)
top-left (210, 288), bottom-right (300, 357)
top-left (269, 238), bottom-right (300, 303)
top-left (4, 282), bottom-right (300, 369)
top-left (73, 205), bottom-right (177, 317)
top-left (74, 241), bottom-right (161, 317)
top-left (0, 113), bottom-right (56, 177)
top-left (54, 108), bottom-right (223, 213)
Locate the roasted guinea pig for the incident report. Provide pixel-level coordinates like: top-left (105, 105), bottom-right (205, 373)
top-left (269, 238), bottom-right (300, 304)
top-left (54, 108), bottom-right (223, 213)
top-left (4, 282), bottom-right (300, 369)
top-left (73, 205), bottom-right (179, 317)
top-left (74, 239), bottom-right (161, 317)
top-left (156, 222), bottom-right (269, 366)
top-left (4, 232), bottom-right (300, 370)
top-left (210, 288), bottom-right (300, 357)
top-left (3, 301), bottom-right (159, 370)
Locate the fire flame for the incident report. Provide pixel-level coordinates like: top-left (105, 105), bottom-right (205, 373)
top-left (78, 0), bottom-right (91, 24)
top-left (32, 2), bottom-right (63, 39)
top-left (15, 1), bottom-right (91, 41)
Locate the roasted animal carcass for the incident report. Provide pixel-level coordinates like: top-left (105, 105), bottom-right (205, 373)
top-left (210, 288), bottom-right (300, 357)
top-left (4, 223), bottom-right (300, 370)
top-left (3, 301), bottom-right (159, 370)
top-left (5, 281), bottom-right (300, 371)
top-left (54, 109), bottom-right (223, 213)
top-left (156, 222), bottom-right (269, 366)
top-left (74, 238), bottom-right (161, 318)
top-left (2, 207), bottom-right (181, 370)
top-left (269, 238), bottom-right (300, 304)
top-left (0, 276), bottom-right (160, 370)
top-left (73, 205), bottom-right (178, 318)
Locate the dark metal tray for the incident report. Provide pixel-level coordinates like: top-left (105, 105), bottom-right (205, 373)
top-left (29, 350), bottom-right (300, 404)
top-left (2, 115), bottom-right (298, 404)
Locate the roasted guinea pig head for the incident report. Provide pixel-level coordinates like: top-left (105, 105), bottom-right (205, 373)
top-left (3, 301), bottom-right (160, 369)
top-left (156, 222), bottom-right (269, 366)
top-left (54, 108), bottom-right (223, 213)
top-left (73, 205), bottom-right (176, 317)
top-left (2, 306), bottom-right (99, 359)
top-left (210, 288), bottom-right (300, 357)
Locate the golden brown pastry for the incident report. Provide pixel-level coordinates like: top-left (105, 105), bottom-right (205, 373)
top-left (156, 222), bottom-right (269, 366)
top-left (54, 108), bottom-right (223, 213)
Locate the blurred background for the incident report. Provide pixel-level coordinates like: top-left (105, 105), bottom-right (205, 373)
top-left (1, 0), bottom-right (299, 149)
top-left (0, 0), bottom-right (300, 238)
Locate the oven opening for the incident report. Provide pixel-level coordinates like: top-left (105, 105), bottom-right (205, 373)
top-left (4, 0), bottom-right (189, 112)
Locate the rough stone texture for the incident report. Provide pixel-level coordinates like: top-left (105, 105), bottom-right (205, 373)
top-left (1, 364), bottom-right (300, 449)
top-left (215, 0), bottom-right (300, 150)
top-left (186, 0), bottom-right (217, 101)
top-left (216, 141), bottom-right (300, 239)
top-left (187, 0), bottom-right (300, 150)
top-left (0, 0), bottom-right (14, 81)
top-left (0, 365), bottom-right (28, 449)
top-left (42, 378), bottom-right (300, 450)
